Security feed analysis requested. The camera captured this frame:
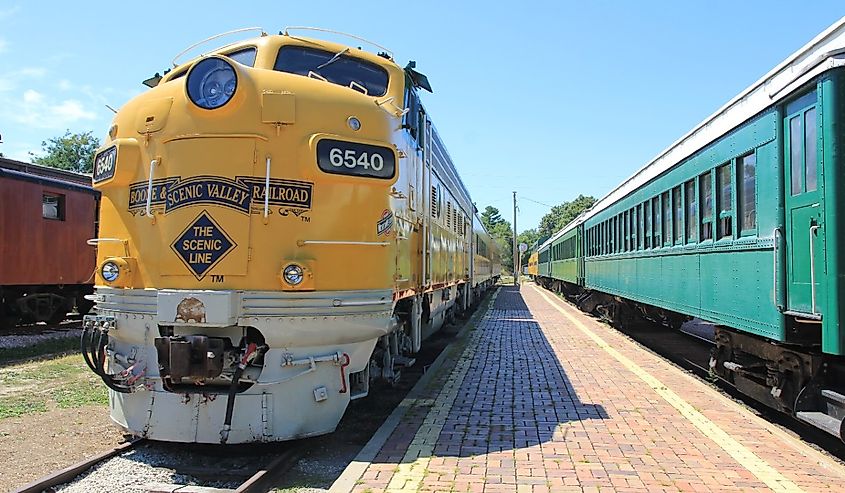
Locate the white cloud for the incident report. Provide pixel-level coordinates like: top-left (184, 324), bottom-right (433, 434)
top-left (51, 100), bottom-right (96, 121)
top-left (18, 67), bottom-right (46, 78)
top-left (57, 79), bottom-right (72, 91)
top-left (1, 90), bottom-right (98, 130)
top-left (23, 89), bottom-right (43, 104)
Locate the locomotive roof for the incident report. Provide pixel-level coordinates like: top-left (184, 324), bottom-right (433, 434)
top-left (579, 16), bottom-right (845, 225)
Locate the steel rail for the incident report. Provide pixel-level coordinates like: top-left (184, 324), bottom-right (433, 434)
top-left (12, 439), bottom-right (144, 493)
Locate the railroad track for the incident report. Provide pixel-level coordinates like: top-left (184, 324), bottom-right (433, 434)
top-left (13, 439), bottom-right (303, 493)
top-left (595, 304), bottom-right (845, 461)
top-left (0, 319), bottom-right (82, 337)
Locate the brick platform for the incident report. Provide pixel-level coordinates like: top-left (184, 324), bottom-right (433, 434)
top-left (332, 285), bottom-right (845, 492)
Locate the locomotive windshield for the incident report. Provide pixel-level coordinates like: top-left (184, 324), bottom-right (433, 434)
top-left (273, 45), bottom-right (389, 96)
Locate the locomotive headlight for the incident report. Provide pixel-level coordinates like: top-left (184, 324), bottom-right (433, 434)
top-left (282, 264), bottom-right (304, 286)
top-left (101, 261), bottom-right (120, 282)
top-left (186, 57), bottom-right (238, 110)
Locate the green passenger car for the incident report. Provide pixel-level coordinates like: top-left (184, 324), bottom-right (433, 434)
top-left (535, 18), bottom-right (845, 440)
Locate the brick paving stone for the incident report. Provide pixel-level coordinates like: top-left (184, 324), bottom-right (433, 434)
top-left (336, 285), bottom-right (845, 493)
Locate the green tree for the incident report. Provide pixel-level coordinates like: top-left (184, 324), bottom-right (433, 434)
top-left (479, 206), bottom-right (514, 273)
top-left (538, 194), bottom-right (597, 238)
top-left (480, 205), bottom-right (505, 230)
top-left (30, 130), bottom-right (100, 174)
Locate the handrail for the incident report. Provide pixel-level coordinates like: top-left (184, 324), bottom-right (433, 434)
top-left (297, 240), bottom-right (390, 247)
top-left (172, 27), bottom-right (265, 67)
top-left (773, 228), bottom-right (781, 307)
top-left (282, 26), bottom-right (393, 59)
top-left (809, 224), bottom-right (820, 314)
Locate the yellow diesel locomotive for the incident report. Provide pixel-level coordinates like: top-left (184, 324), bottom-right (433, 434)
top-left (82, 28), bottom-right (501, 444)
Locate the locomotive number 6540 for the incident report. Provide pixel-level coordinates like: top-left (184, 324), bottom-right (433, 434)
top-left (317, 139), bottom-right (395, 180)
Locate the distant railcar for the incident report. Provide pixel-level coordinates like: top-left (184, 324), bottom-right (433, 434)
top-left (526, 250), bottom-right (539, 278)
top-left (0, 158), bottom-right (97, 324)
top-left (536, 18), bottom-right (845, 440)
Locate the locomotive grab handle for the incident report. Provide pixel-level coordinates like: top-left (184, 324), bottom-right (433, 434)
top-left (809, 224), bottom-right (820, 315)
top-left (146, 159), bottom-right (159, 220)
top-left (264, 155), bottom-right (271, 223)
top-left (87, 238), bottom-right (129, 257)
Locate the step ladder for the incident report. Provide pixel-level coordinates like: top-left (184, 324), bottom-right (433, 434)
top-left (796, 389), bottom-right (845, 440)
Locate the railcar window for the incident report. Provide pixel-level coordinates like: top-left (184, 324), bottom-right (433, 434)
top-left (629, 209), bottom-right (636, 251)
top-left (790, 115), bottom-right (803, 195)
top-left (618, 214), bottom-right (623, 253)
top-left (637, 204), bottom-right (644, 250)
top-left (685, 180), bottom-right (697, 243)
top-left (226, 47), bottom-right (257, 67)
top-left (644, 200), bottom-right (651, 249)
top-left (610, 217), bottom-right (616, 253)
top-left (274, 46), bottom-right (389, 97)
top-left (623, 211), bottom-right (629, 252)
top-left (738, 153), bottom-right (757, 233)
top-left (717, 164), bottom-right (733, 239)
top-left (403, 88), bottom-right (421, 141)
top-left (653, 196), bottom-right (661, 247)
top-left (662, 192), bottom-right (671, 247)
top-left (805, 108), bottom-right (818, 192)
top-left (700, 171), bottom-right (713, 241)
top-left (673, 186), bottom-right (683, 244)
top-left (599, 222), bottom-right (604, 255)
top-left (42, 193), bottom-right (65, 221)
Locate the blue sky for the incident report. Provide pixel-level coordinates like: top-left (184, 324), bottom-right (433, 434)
top-left (0, 2), bottom-right (842, 233)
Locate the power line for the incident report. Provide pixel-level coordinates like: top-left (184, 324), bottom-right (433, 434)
top-left (519, 196), bottom-right (556, 209)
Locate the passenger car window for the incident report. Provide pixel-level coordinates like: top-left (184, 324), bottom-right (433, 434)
top-left (700, 171), bottom-right (713, 241)
top-left (673, 186), bottom-right (682, 244)
top-left (717, 164), bottom-right (733, 239)
top-left (662, 192), bottom-right (671, 246)
top-left (685, 180), bottom-right (696, 243)
top-left (274, 46), bottom-right (389, 96)
top-left (738, 152), bottom-right (756, 233)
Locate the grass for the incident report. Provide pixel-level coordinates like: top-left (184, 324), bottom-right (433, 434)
top-left (0, 353), bottom-right (108, 420)
top-left (0, 396), bottom-right (48, 419)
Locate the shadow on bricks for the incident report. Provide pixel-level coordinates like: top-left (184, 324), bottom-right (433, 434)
top-left (373, 285), bottom-right (607, 464)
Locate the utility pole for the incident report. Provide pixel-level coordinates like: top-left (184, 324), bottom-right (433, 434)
top-left (512, 191), bottom-right (518, 284)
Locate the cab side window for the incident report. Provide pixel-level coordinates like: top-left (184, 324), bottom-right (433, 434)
top-left (404, 86), bottom-right (421, 142)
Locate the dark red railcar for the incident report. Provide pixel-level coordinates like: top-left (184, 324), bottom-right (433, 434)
top-left (0, 157), bottom-right (98, 324)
